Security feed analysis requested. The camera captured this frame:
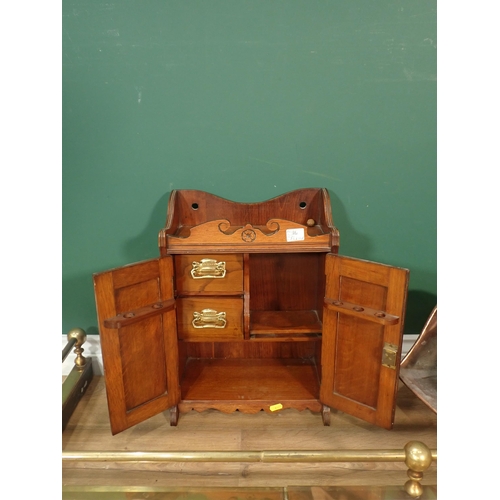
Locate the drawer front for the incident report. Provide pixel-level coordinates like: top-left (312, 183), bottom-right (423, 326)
top-left (176, 297), bottom-right (243, 341)
top-left (175, 254), bottom-right (243, 293)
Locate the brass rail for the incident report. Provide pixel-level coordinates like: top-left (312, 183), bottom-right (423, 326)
top-left (62, 442), bottom-right (436, 498)
top-left (62, 337), bottom-right (77, 362)
top-left (62, 448), bottom-right (435, 463)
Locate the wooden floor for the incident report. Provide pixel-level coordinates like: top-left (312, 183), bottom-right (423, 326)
top-left (62, 376), bottom-right (437, 489)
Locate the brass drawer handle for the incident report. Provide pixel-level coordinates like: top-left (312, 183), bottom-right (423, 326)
top-left (192, 309), bottom-right (227, 329)
top-left (190, 259), bottom-right (226, 279)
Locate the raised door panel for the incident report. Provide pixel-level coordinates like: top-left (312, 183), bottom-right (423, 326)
top-left (320, 255), bottom-right (409, 429)
top-left (93, 257), bottom-right (180, 434)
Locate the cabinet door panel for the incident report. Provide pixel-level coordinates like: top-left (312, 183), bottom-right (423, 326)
top-left (119, 316), bottom-right (168, 410)
top-left (93, 256), bottom-right (180, 434)
top-left (320, 254), bottom-right (409, 429)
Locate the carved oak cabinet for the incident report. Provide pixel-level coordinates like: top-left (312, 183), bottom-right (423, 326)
top-left (93, 189), bottom-right (409, 435)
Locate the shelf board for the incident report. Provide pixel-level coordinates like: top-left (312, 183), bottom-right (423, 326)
top-left (180, 358), bottom-right (320, 403)
top-left (250, 310), bottom-right (322, 336)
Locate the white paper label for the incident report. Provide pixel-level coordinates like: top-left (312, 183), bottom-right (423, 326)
top-left (286, 228), bottom-right (305, 242)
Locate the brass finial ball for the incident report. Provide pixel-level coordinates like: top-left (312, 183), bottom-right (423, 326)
top-left (67, 327), bottom-right (87, 346)
top-left (404, 441), bottom-right (433, 472)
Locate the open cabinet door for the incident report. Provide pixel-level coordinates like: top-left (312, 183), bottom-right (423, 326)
top-left (320, 254), bottom-right (409, 429)
top-left (93, 256), bottom-right (180, 434)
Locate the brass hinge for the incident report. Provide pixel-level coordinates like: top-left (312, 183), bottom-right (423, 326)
top-left (382, 342), bottom-right (398, 369)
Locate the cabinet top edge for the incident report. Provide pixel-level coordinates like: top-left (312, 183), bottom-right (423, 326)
top-left (168, 188), bottom-right (330, 206)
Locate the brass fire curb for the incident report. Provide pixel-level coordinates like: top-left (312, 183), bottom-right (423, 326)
top-left (63, 442), bottom-right (436, 498)
top-left (62, 328), bottom-right (94, 431)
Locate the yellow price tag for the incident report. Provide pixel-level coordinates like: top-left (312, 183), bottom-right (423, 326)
top-left (270, 403), bottom-right (283, 412)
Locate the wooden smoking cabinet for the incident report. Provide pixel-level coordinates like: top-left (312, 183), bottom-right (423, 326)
top-left (94, 189), bottom-right (409, 435)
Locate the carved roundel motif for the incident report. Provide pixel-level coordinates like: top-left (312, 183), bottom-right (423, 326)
top-left (241, 229), bottom-right (256, 242)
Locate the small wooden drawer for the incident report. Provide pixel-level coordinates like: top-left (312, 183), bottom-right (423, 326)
top-left (174, 254), bottom-right (243, 294)
top-left (176, 297), bottom-right (243, 341)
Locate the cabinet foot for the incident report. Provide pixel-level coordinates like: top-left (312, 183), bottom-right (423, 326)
top-left (322, 405), bottom-right (331, 426)
top-left (169, 405), bottom-right (179, 426)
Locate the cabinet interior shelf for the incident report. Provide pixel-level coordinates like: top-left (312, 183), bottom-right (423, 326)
top-left (250, 310), bottom-right (322, 340)
top-left (180, 358), bottom-right (321, 403)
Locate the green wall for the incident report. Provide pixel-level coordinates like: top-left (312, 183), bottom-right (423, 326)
top-left (63, 0), bottom-right (436, 335)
